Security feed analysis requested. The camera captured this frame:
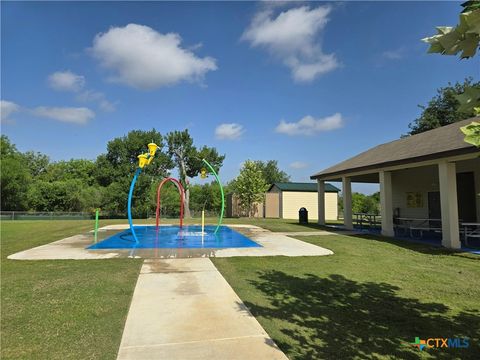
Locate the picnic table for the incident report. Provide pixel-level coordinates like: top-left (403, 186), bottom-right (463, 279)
top-left (461, 222), bottom-right (480, 246)
top-left (395, 217), bottom-right (442, 238)
top-left (353, 213), bottom-right (381, 230)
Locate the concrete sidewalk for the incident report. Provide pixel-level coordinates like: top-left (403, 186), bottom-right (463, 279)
top-left (117, 258), bottom-right (288, 360)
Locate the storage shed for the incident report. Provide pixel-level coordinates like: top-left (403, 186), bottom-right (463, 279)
top-left (265, 182), bottom-right (340, 220)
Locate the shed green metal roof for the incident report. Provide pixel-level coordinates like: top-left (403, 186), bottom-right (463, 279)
top-left (269, 182), bottom-right (340, 193)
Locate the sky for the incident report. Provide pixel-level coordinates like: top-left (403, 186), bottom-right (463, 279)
top-left (1, 1), bottom-right (477, 194)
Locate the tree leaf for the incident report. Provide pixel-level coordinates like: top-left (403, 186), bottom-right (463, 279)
top-left (460, 121), bottom-right (480, 147)
top-left (436, 26), bottom-right (454, 35)
top-left (456, 86), bottom-right (480, 113)
top-left (459, 33), bottom-right (480, 58)
top-left (437, 29), bottom-right (462, 52)
top-left (427, 42), bottom-right (445, 54)
top-left (424, 9), bottom-right (480, 59)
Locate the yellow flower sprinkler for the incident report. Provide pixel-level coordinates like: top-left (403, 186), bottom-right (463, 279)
top-left (128, 142), bottom-right (158, 244)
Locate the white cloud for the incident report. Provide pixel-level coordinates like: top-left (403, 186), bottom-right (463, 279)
top-left (98, 99), bottom-right (116, 112)
top-left (32, 106), bottom-right (95, 124)
top-left (382, 47), bottom-right (406, 60)
top-left (290, 161), bottom-right (309, 169)
top-left (1, 100), bottom-right (20, 123)
top-left (215, 123), bottom-right (244, 140)
top-left (91, 23), bottom-right (217, 89)
top-left (76, 90), bottom-right (116, 112)
top-left (242, 5), bottom-right (339, 82)
top-left (1, 100), bottom-right (95, 125)
top-left (275, 113), bottom-right (343, 136)
top-left (48, 71), bottom-right (85, 92)
top-left (48, 70), bottom-right (116, 112)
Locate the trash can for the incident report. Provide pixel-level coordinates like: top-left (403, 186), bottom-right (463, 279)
top-left (299, 207), bottom-right (308, 224)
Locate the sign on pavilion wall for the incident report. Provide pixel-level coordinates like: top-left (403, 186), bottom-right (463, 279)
top-left (406, 192), bottom-right (424, 208)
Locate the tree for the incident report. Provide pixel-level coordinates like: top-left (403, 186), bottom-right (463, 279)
top-left (232, 160), bottom-right (269, 217)
top-left (422, 1), bottom-right (480, 145)
top-left (348, 193), bottom-right (380, 215)
top-left (406, 79), bottom-right (478, 136)
top-left (339, 192), bottom-right (380, 216)
top-left (43, 159), bottom-right (95, 185)
top-left (254, 160), bottom-right (290, 185)
top-left (189, 181), bottom-right (223, 215)
top-left (0, 133), bottom-right (176, 214)
top-left (153, 181), bottom-right (183, 217)
top-left (0, 136), bottom-right (30, 210)
top-left (27, 179), bottom-right (86, 212)
top-left (352, 193), bottom-right (380, 215)
top-left (1, 135), bottom-right (19, 158)
top-left (96, 129), bottom-right (172, 186)
top-left (95, 129), bottom-right (173, 216)
top-left (23, 151), bottom-right (50, 177)
top-left (79, 185), bottom-right (103, 212)
top-left (166, 129), bottom-right (225, 218)
top-left (100, 182), bottom-right (127, 216)
top-left (1, 157), bottom-right (31, 210)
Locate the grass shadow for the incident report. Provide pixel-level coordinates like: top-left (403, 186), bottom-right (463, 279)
top-left (244, 271), bottom-right (480, 359)
top-left (350, 233), bottom-right (480, 259)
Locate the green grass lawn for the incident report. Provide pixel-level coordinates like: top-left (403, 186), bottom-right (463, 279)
top-left (213, 234), bottom-right (480, 359)
top-left (1, 220), bottom-right (143, 360)
top-left (3, 218), bottom-right (479, 359)
top-left (221, 217), bottom-right (343, 232)
top-left (1, 217), bottom-right (315, 359)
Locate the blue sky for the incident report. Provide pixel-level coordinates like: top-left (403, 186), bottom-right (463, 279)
top-left (1, 1), bottom-right (477, 193)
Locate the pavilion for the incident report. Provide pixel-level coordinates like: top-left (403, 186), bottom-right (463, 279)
top-left (311, 118), bottom-right (480, 249)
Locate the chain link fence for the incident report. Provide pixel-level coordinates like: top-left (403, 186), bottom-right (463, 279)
top-left (1, 211), bottom-right (92, 220)
top-left (0, 209), bottom-right (219, 220)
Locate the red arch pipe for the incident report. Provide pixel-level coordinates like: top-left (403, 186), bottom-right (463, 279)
top-left (156, 177), bottom-right (185, 229)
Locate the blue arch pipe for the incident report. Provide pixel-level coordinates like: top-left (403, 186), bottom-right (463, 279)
top-left (128, 168), bottom-right (142, 244)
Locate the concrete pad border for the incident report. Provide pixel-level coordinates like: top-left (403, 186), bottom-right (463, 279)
top-left (8, 224), bottom-right (335, 260)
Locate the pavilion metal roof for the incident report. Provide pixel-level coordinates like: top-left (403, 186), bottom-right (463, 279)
top-left (311, 117), bottom-right (480, 180)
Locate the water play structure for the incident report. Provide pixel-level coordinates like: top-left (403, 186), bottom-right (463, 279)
top-left (126, 142), bottom-right (226, 245)
top-left (126, 142), bottom-right (159, 244)
top-left (201, 158), bottom-right (225, 234)
top-left (156, 177), bottom-right (185, 229)
top-left (87, 143), bottom-right (259, 252)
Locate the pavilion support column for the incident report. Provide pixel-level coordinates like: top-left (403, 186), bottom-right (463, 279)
top-left (317, 180), bottom-right (326, 226)
top-left (379, 171), bottom-right (394, 237)
top-left (342, 176), bottom-right (353, 230)
top-left (438, 161), bottom-right (461, 249)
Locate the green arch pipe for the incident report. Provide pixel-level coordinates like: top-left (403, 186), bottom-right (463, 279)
top-left (202, 158), bottom-right (224, 234)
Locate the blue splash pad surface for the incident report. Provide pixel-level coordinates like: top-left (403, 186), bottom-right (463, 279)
top-left (88, 225), bottom-right (261, 249)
